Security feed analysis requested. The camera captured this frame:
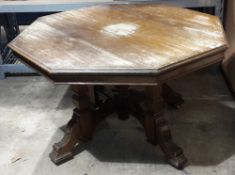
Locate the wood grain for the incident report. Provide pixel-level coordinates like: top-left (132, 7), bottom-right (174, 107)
top-left (8, 4), bottom-right (227, 84)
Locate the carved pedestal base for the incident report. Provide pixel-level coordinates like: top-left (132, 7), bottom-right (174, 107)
top-left (50, 84), bottom-right (187, 169)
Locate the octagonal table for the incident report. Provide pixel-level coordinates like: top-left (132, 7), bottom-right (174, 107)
top-left (8, 4), bottom-right (227, 169)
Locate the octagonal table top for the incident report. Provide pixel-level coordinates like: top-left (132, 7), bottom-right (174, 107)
top-left (9, 4), bottom-right (227, 85)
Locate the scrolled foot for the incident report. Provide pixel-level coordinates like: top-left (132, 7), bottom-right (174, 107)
top-left (167, 153), bottom-right (188, 170)
top-left (49, 109), bottom-right (81, 165)
top-left (50, 143), bottom-right (74, 165)
top-left (156, 117), bottom-right (188, 169)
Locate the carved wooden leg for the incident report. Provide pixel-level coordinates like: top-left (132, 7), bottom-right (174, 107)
top-left (145, 85), bottom-right (187, 169)
top-left (50, 85), bottom-right (93, 164)
top-left (156, 116), bottom-right (187, 169)
top-left (162, 83), bottom-right (184, 109)
top-left (129, 100), bottom-right (157, 145)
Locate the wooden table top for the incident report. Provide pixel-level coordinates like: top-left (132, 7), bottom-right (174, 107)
top-left (9, 4), bottom-right (227, 85)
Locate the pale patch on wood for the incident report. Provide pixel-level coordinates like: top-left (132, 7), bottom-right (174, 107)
top-left (101, 23), bottom-right (138, 37)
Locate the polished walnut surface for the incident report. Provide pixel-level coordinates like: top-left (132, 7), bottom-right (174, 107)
top-left (9, 4), bottom-right (227, 84)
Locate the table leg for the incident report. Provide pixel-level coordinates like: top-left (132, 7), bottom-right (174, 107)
top-left (145, 85), bottom-right (187, 169)
top-left (162, 83), bottom-right (184, 109)
top-left (50, 85), bottom-right (94, 164)
top-left (50, 85), bottom-right (117, 164)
